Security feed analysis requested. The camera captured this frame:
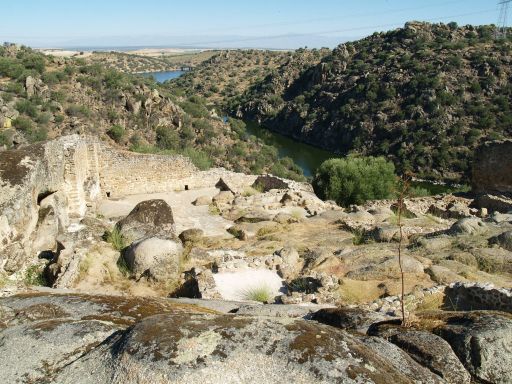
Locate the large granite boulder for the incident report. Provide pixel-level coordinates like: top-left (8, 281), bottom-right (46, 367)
top-left (472, 140), bottom-right (512, 194)
top-left (311, 307), bottom-right (393, 334)
top-left (53, 312), bottom-right (436, 383)
top-left (0, 292), bottom-right (207, 384)
top-left (448, 217), bottom-right (487, 236)
top-left (0, 292), bottom-right (452, 384)
top-left (116, 199), bottom-right (176, 243)
top-left (386, 330), bottom-right (471, 384)
top-left (433, 311), bottom-right (512, 384)
top-left (123, 237), bottom-right (183, 281)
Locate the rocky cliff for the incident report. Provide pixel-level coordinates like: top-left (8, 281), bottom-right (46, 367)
top-left (472, 139), bottom-right (512, 194)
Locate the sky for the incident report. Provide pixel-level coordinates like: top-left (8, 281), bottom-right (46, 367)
top-left (0, 0), bottom-right (502, 49)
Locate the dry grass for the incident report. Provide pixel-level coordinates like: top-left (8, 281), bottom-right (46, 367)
top-left (413, 292), bottom-right (445, 312)
top-left (337, 279), bottom-right (385, 304)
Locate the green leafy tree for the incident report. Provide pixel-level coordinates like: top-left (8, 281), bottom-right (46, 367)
top-left (313, 156), bottom-right (396, 206)
top-left (107, 125), bottom-right (125, 143)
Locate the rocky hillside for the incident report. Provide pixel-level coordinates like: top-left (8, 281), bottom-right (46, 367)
top-left (236, 22), bottom-right (512, 182)
top-left (170, 23), bottom-right (512, 183)
top-left (168, 49), bottom-right (330, 106)
top-left (0, 44), bottom-right (304, 180)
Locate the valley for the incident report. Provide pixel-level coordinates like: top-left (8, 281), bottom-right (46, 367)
top-left (1, 17), bottom-right (512, 384)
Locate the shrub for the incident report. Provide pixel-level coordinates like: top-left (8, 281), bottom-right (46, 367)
top-left (103, 227), bottom-right (126, 251)
top-left (12, 116), bottom-right (33, 132)
top-left (182, 147), bottom-right (212, 170)
top-left (156, 126), bottom-right (179, 150)
top-left (313, 156), bottom-right (396, 206)
top-left (239, 284), bottom-right (273, 303)
top-left (66, 104), bottom-right (91, 118)
top-left (15, 99), bottom-right (38, 118)
top-left (107, 125), bottom-right (125, 143)
top-left (35, 112), bottom-right (51, 125)
top-left (180, 99), bottom-right (209, 118)
top-left (29, 127), bottom-right (48, 142)
top-left (24, 264), bottom-right (47, 286)
top-left (0, 57), bottom-right (24, 78)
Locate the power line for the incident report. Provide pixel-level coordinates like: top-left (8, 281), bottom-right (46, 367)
top-left (174, 9), bottom-right (496, 48)
top-left (496, 0), bottom-right (512, 39)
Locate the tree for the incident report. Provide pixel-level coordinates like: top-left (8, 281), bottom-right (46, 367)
top-left (313, 156), bottom-right (396, 206)
top-left (107, 125), bottom-right (125, 143)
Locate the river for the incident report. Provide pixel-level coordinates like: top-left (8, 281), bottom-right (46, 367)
top-left (244, 121), bottom-right (334, 177)
top-left (140, 70), bottom-right (185, 83)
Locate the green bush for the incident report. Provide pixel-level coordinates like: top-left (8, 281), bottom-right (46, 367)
top-left (182, 147), bottom-right (212, 170)
top-left (66, 104), bottom-right (91, 118)
top-left (313, 156), bottom-right (396, 206)
top-left (16, 99), bottom-right (38, 118)
top-left (107, 125), bottom-right (125, 143)
top-left (156, 126), bottom-right (179, 150)
top-left (12, 116), bottom-right (33, 132)
top-left (29, 127), bottom-right (48, 143)
top-left (103, 227), bottom-right (126, 251)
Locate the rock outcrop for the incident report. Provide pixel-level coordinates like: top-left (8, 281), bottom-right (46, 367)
top-left (116, 199), bottom-right (176, 243)
top-left (123, 237), bottom-right (183, 281)
top-left (0, 292), bottom-right (454, 384)
top-left (472, 140), bottom-right (512, 194)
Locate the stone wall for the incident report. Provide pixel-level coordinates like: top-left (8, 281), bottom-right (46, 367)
top-left (472, 139), bottom-right (512, 194)
top-left (99, 146), bottom-right (197, 198)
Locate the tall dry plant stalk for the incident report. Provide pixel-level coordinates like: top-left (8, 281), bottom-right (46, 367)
top-left (396, 174), bottom-right (411, 326)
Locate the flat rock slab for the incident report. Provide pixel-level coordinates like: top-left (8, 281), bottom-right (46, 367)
top-left (212, 269), bottom-right (286, 301)
top-left (97, 187), bottom-right (234, 237)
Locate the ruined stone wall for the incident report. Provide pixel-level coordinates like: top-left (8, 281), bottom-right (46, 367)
top-left (98, 146), bottom-right (197, 198)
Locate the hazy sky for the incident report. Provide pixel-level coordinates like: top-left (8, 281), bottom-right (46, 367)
top-left (0, 0), bottom-right (500, 48)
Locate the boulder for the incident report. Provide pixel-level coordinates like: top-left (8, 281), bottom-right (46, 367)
top-left (235, 210), bottom-right (275, 223)
top-left (434, 311), bottom-right (512, 384)
top-left (0, 293), bottom-right (207, 384)
top-left (25, 75), bottom-right (37, 97)
top-left (252, 175), bottom-right (289, 192)
top-left (123, 237), bottom-right (183, 281)
top-left (274, 247), bottom-right (302, 279)
top-left (489, 230), bottom-right (512, 251)
top-left (448, 217), bottom-right (487, 235)
top-left (51, 307), bottom-right (446, 383)
top-left (386, 330), bottom-right (471, 384)
top-left (367, 225), bottom-right (400, 242)
top-left (425, 265), bottom-right (465, 284)
top-left (414, 236), bottom-right (452, 251)
top-left (472, 140), bottom-right (512, 194)
top-left (472, 193), bottom-right (512, 213)
top-left (360, 337), bottom-right (445, 384)
top-left (212, 190), bottom-right (234, 204)
top-left (311, 307), bottom-right (392, 334)
top-left (116, 199), bottom-right (176, 243)
top-left (192, 195), bottom-right (212, 206)
top-left (273, 212), bottom-right (302, 224)
top-left (178, 228), bottom-right (204, 244)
